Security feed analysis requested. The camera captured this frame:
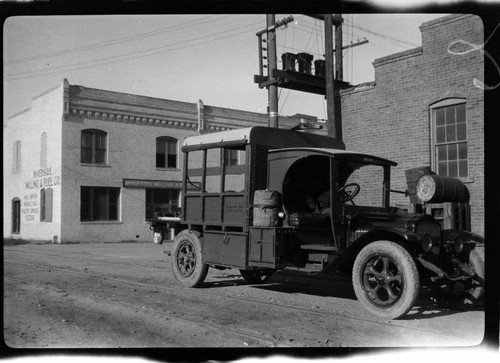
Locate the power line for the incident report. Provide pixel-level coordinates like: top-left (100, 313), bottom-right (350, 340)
top-left (5, 21), bottom-right (262, 81)
top-left (347, 20), bottom-right (419, 48)
top-left (6, 16), bottom-right (229, 65)
top-left (295, 15), bottom-right (419, 49)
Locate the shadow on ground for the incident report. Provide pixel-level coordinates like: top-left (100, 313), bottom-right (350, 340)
top-left (205, 268), bottom-right (484, 320)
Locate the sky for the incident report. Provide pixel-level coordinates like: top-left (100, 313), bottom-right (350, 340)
top-left (3, 13), bottom-right (446, 122)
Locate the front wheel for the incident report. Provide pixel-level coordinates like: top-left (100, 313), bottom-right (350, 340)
top-left (171, 230), bottom-right (208, 287)
top-left (464, 246), bottom-right (484, 304)
top-left (352, 241), bottom-right (420, 320)
top-left (239, 269), bottom-right (275, 284)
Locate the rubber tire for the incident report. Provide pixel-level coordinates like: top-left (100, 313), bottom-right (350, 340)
top-left (464, 246), bottom-right (485, 304)
top-left (171, 230), bottom-right (209, 287)
top-left (239, 269), bottom-right (275, 284)
top-left (352, 240), bottom-right (420, 320)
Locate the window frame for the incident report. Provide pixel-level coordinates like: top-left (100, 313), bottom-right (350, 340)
top-left (12, 198), bottom-right (21, 234)
top-left (40, 188), bottom-right (53, 222)
top-left (224, 148), bottom-right (240, 166)
top-left (80, 186), bottom-right (120, 222)
top-left (81, 129), bottom-right (108, 165)
top-left (156, 136), bottom-right (178, 169)
top-left (430, 99), bottom-right (468, 179)
top-left (145, 188), bottom-right (181, 221)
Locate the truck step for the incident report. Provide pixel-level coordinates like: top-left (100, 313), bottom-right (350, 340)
top-left (299, 244), bottom-right (338, 252)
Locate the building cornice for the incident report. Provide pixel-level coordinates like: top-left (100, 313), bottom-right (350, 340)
top-left (65, 84), bottom-right (235, 132)
top-left (65, 106), bottom-right (209, 131)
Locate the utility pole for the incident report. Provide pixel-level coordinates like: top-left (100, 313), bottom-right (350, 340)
top-left (255, 14), bottom-right (348, 133)
top-left (324, 14), bottom-right (343, 140)
top-left (325, 14), bottom-right (336, 138)
top-left (333, 13), bottom-right (343, 141)
top-left (335, 14), bottom-right (343, 81)
top-left (267, 14), bottom-right (279, 128)
top-left (325, 14), bottom-right (343, 140)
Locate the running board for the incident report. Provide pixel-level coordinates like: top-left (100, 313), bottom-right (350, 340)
top-left (299, 244), bottom-right (338, 252)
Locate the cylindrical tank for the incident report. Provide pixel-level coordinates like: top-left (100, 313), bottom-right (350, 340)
top-left (314, 59), bottom-right (325, 78)
top-left (405, 166), bottom-right (433, 204)
top-left (416, 174), bottom-right (469, 203)
top-left (297, 53), bottom-right (313, 74)
top-left (281, 53), bottom-right (297, 71)
top-left (253, 190), bottom-right (281, 227)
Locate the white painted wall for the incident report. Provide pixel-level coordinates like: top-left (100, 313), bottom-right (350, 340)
top-left (3, 82), bottom-right (64, 242)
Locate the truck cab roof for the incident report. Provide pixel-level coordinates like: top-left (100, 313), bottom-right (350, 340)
top-left (182, 126), bottom-right (345, 151)
top-left (269, 147), bottom-right (397, 167)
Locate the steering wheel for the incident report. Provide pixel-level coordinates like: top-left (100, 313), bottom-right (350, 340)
top-left (338, 183), bottom-right (361, 203)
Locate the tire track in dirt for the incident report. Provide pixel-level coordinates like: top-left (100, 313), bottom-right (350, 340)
top-left (4, 257), bottom-right (480, 347)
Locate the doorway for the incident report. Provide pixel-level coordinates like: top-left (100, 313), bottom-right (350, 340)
top-left (12, 198), bottom-right (21, 234)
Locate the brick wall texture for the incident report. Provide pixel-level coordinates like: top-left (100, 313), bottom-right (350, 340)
top-left (340, 14), bottom-right (484, 235)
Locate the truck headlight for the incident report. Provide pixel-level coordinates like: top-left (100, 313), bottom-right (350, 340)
top-left (421, 234), bottom-right (433, 253)
top-left (454, 236), bottom-right (464, 254)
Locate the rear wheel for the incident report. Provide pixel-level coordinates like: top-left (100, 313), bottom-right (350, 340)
top-left (171, 230), bottom-right (208, 287)
top-left (352, 241), bottom-right (419, 320)
top-left (239, 269), bottom-right (275, 284)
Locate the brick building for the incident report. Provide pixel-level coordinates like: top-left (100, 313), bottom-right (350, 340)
top-left (341, 14), bottom-right (484, 235)
top-left (4, 14), bottom-right (484, 243)
top-left (3, 79), bottom-right (308, 243)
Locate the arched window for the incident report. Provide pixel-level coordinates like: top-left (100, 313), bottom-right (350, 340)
top-left (430, 99), bottom-right (468, 178)
top-left (40, 188), bottom-right (53, 222)
top-left (156, 137), bottom-right (178, 168)
top-left (41, 132), bottom-right (47, 168)
top-left (81, 129), bottom-right (107, 164)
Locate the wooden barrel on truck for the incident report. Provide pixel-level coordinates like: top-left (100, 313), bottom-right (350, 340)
top-left (253, 190), bottom-right (281, 227)
top-left (416, 174), bottom-right (469, 203)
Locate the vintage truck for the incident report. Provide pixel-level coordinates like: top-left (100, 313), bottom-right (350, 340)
top-left (169, 126), bottom-right (484, 319)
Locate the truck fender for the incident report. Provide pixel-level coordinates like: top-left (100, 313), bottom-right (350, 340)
top-left (322, 229), bottom-right (412, 274)
top-left (441, 229), bottom-right (484, 246)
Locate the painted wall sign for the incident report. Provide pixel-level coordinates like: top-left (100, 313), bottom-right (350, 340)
top-left (22, 166), bottom-right (60, 222)
top-left (123, 179), bottom-right (200, 190)
top-left (21, 193), bottom-right (39, 222)
top-left (25, 167), bottom-right (61, 190)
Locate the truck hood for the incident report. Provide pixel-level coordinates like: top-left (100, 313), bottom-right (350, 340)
top-left (345, 206), bottom-right (439, 234)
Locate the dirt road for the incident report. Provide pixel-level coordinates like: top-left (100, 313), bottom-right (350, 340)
top-left (3, 242), bottom-right (485, 349)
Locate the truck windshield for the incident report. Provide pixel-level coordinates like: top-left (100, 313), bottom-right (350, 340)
top-left (340, 162), bottom-right (385, 207)
top-left (282, 155), bottom-right (387, 214)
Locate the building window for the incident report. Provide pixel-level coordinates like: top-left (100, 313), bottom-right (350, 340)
top-left (40, 188), bottom-right (53, 222)
top-left (432, 100), bottom-right (468, 178)
top-left (12, 198), bottom-right (21, 234)
top-left (224, 149), bottom-right (240, 166)
top-left (41, 132), bottom-right (47, 168)
top-left (80, 186), bottom-right (120, 221)
top-left (156, 137), bottom-right (178, 168)
top-left (13, 140), bottom-right (21, 173)
top-left (145, 188), bottom-right (180, 221)
top-left (81, 129), bottom-right (107, 164)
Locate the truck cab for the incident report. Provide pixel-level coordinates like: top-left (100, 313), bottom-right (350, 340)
top-left (170, 126), bottom-right (484, 319)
